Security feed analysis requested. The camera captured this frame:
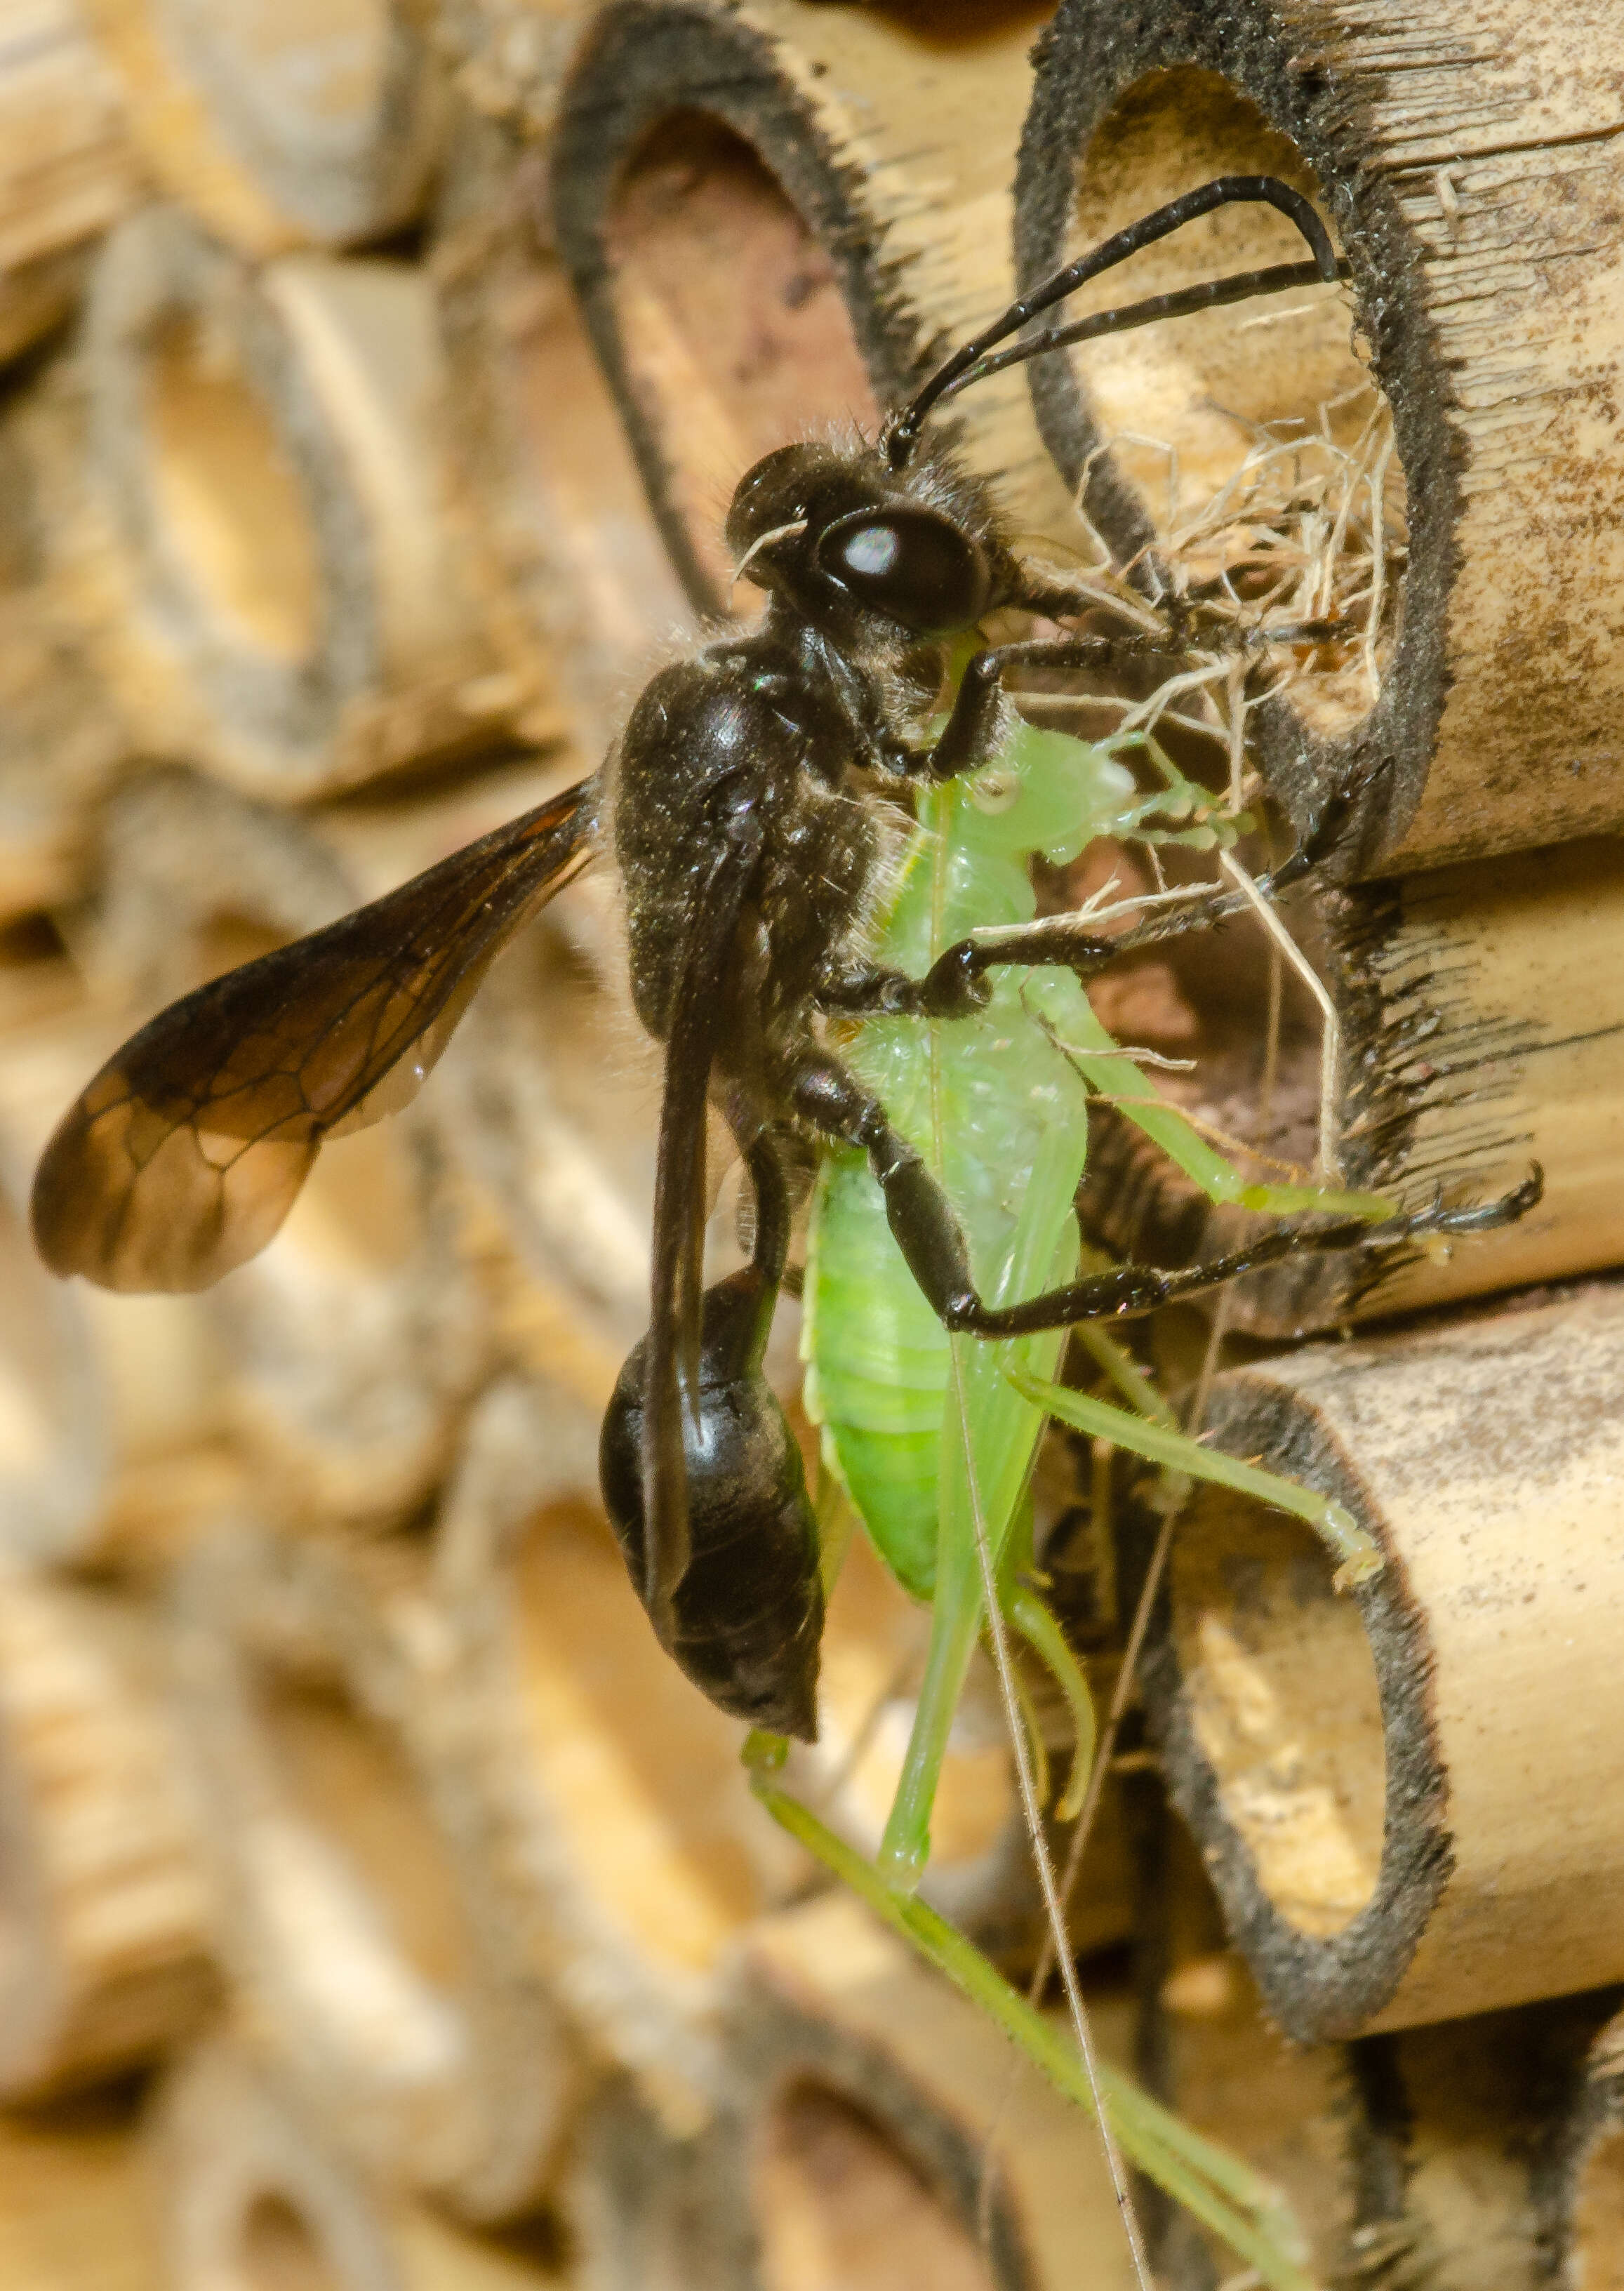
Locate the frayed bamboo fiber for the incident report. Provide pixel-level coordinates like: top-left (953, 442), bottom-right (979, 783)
top-left (0, 1571), bottom-right (215, 2099)
top-left (1144, 1280), bottom-right (1624, 2042)
top-left (550, 0), bottom-right (1079, 619)
top-left (0, 0), bottom-right (141, 364)
top-left (1016, 0), bottom-right (1624, 877)
top-left (84, 0), bottom-right (446, 254)
top-left (173, 1522), bottom-right (587, 2224)
top-left (77, 206), bottom-right (556, 799)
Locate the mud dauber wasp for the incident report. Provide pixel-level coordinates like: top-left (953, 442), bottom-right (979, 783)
top-left (31, 176), bottom-right (1536, 1741)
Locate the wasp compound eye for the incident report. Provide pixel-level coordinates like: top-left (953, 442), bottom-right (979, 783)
top-left (815, 505), bottom-right (991, 637)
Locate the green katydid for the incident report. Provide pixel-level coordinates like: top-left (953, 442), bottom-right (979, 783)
top-left (748, 705), bottom-right (1392, 2289)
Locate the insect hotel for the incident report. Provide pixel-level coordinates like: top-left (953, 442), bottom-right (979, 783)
top-left (0, 0), bottom-right (1618, 2285)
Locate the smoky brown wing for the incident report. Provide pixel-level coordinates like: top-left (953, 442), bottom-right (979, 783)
top-left (33, 776), bottom-right (597, 1294)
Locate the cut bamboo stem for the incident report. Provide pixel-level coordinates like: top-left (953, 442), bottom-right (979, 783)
top-left (0, 0), bottom-right (142, 364)
top-left (84, 765), bottom-right (489, 1529)
top-left (1077, 838), bottom-right (1624, 1334)
top-left (1341, 1996), bottom-right (1617, 2291)
top-left (84, 0), bottom-right (446, 253)
top-left (79, 206), bottom-right (554, 799)
top-left (714, 1891), bottom-right (1143, 2291)
top-left (0, 1571), bottom-right (215, 2099)
top-left (550, 0), bottom-right (1079, 618)
top-left (1145, 1280), bottom-right (1624, 2041)
top-left (1016, 0), bottom-right (1624, 876)
top-left (434, 105), bottom-right (695, 773)
top-left (173, 1520), bottom-right (587, 2223)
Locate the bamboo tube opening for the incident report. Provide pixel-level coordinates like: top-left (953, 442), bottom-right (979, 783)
top-left (754, 2078), bottom-right (997, 2291)
top-left (239, 2191), bottom-right (345, 2291)
top-left (143, 313), bottom-right (322, 666)
top-left (1169, 1490), bottom-right (1386, 1941)
top-left (604, 110), bottom-right (878, 605)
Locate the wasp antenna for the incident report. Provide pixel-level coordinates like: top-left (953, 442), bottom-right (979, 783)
top-left (880, 175), bottom-right (1338, 470)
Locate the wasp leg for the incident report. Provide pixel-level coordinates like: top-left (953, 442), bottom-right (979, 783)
top-left (790, 1049), bottom-right (1542, 1336)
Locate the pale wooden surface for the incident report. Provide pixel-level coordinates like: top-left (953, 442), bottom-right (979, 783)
top-left (1157, 1282), bottom-right (1624, 2039)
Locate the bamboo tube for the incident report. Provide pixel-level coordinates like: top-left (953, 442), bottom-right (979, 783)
top-left (714, 1891), bottom-right (1142, 2291)
top-left (1143, 1280), bottom-right (1624, 2043)
top-left (173, 1521), bottom-right (587, 2223)
top-left (79, 206), bottom-right (554, 800)
top-left (1340, 1997), bottom-right (1616, 2291)
top-left (0, 1570), bottom-right (215, 2099)
top-left (434, 105), bottom-right (695, 773)
top-left (83, 0), bottom-right (446, 255)
top-left (81, 765), bottom-right (489, 1529)
top-left (550, 0), bottom-right (1082, 618)
top-left (0, 0), bottom-right (142, 364)
top-left (1016, 0), bottom-right (1624, 877)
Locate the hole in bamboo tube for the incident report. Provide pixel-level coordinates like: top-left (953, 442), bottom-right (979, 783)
top-left (1064, 68), bottom-right (1405, 740)
top-left (239, 2191), bottom-right (343, 2291)
top-left (1571, 2135), bottom-right (1624, 2291)
top-left (162, 0), bottom-right (392, 159)
top-left (1170, 1489), bottom-right (1385, 1939)
top-left (756, 2081), bottom-right (996, 2291)
top-left (259, 1673), bottom-right (474, 2002)
top-left (605, 113), bottom-right (879, 602)
top-left (144, 316), bottom-right (321, 665)
top-left (511, 1502), bottom-right (768, 1977)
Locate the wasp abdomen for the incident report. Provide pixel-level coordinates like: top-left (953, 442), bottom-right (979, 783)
top-left (599, 1277), bottom-right (823, 1742)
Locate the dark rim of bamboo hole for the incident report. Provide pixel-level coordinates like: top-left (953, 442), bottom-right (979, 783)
top-left (257, 1666), bottom-right (477, 2011)
top-left (140, 310), bottom-right (324, 670)
top-left (239, 2189), bottom-right (345, 2291)
top-left (755, 2078), bottom-right (999, 2291)
top-left (599, 109), bottom-right (881, 612)
top-left (1030, 67), bottom-right (1399, 742)
top-left (1169, 1484), bottom-right (1387, 1944)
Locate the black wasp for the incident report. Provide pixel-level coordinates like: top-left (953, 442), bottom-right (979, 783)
top-left (32, 178), bottom-right (1536, 1739)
